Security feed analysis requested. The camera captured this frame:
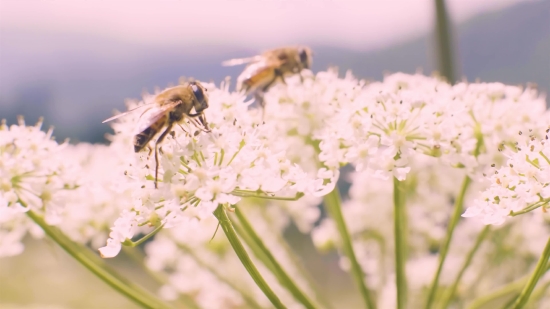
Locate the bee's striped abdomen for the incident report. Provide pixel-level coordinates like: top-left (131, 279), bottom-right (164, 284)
top-left (133, 118), bottom-right (166, 153)
top-left (239, 62), bottom-right (277, 94)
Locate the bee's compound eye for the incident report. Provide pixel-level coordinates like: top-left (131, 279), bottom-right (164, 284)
top-left (191, 84), bottom-right (206, 108)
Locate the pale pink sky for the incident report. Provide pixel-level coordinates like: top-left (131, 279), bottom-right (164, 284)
top-left (0, 0), bottom-right (537, 52)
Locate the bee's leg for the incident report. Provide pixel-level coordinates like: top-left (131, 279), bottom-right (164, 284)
top-left (253, 92), bottom-right (267, 120)
top-left (299, 72), bottom-right (304, 83)
top-left (177, 124), bottom-right (188, 135)
top-left (255, 92), bottom-right (266, 109)
top-left (147, 145), bottom-right (153, 158)
top-left (153, 124), bottom-right (173, 189)
top-left (274, 69), bottom-right (287, 85)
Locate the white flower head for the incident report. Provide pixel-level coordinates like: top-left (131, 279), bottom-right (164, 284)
top-left (0, 117), bottom-right (79, 256)
top-left (463, 132), bottom-right (550, 225)
top-left (100, 80), bottom-right (327, 257)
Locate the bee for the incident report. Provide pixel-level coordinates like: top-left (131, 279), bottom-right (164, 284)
top-left (222, 46), bottom-right (313, 111)
top-left (103, 81), bottom-right (211, 188)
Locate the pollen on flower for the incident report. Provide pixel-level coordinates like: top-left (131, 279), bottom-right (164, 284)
top-left (463, 133), bottom-right (550, 225)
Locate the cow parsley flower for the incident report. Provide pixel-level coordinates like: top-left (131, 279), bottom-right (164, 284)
top-left (0, 117), bottom-right (78, 257)
top-left (318, 73), bottom-right (460, 181)
top-left (463, 133), bottom-right (550, 225)
top-left (100, 81), bottom-right (329, 257)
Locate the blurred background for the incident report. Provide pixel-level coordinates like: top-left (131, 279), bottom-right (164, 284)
top-left (1, 0), bottom-right (548, 143)
top-left (1, 1), bottom-right (549, 308)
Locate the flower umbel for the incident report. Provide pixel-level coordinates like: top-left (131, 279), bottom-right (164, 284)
top-left (100, 81), bottom-right (326, 257)
top-left (463, 132), bottom-right (550, 225)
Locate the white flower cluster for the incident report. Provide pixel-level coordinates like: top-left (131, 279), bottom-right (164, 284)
top-left (464, 133), bottom-right (550, 225)
top-left (259, 69), bottom-right (364, 231)
top-left (314, 155), bottom-right (550, 307)
top-left (316, 74), bottom-right (550, 182)
top-left (100, 80), bottom-right (334, 257)
top-left (0, 117), bottom-right (78, 257)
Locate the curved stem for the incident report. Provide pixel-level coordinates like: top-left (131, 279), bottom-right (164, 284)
top-left (425, 176), bottom-right (471, 309)
top-left (393, 177), bottom-right (408, 309)
top-left (509, 198), bottom-right (549, 216)
top-left (511, 236), bottom-right (550, 309)
top-left (466, 262), bottom-right (550, 309)
top-left (213, 205), bottom-right (287, 309)
top-left (177, 245), bottom-right (263, 309)
top-left (467, 280), bottom-right (524, 309)
top-left (122, 223), bottom-right (165, 247)
top-left (122, 247), bottom-right (201, 309)
top-left (323, 188), bottom-right (377, 309)
top-left (259, 209), bottom-right (334, 309)
top-left (441, 225), bottom-right (490, 309)
top-left (527, 280), bottom-right (550, 306)
top-left (234, 207), bottom-right (319, 309)
top-left (231, 190), bottom-right (304, 201)
top-left (26, 210), bottom-right (173, 309)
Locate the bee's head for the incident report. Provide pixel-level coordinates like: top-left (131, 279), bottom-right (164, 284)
top-left (189, 81), bottom-right (209, 113)
top-left (298, 46), bottom-right (313, 70)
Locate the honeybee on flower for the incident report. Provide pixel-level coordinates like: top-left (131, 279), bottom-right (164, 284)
top-left (103, 81), bottom-right (212, 188)
top-left (222, 46), bottom-right (313, 111)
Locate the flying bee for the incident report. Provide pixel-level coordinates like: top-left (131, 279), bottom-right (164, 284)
top-left (103, 81), bottom-right (211, 189)
top-left (222, 46), bottom-right (313, 111)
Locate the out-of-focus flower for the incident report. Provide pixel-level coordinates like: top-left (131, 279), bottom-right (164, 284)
top-left (0, 117), bottom-right (78, 257)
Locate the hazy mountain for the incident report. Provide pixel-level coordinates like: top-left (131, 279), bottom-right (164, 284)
top-left (0, 0), bottom-right (548, 143)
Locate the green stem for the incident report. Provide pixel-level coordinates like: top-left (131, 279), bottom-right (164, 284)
top-left (259, 209), bottom-right (334, 309)
top-left (441, 226), bottom-right (490, 309)
top-left (26, 210), bottom-right (173, 309)
top-left (468, 263), bottom-right (550, 309)
top-left (527, 280), bottom-right (550, 306)
top-left (425, 176), bottom-right (471, 309)
top-left (511, 236), bottom-right (550, 309)
top-left (122, 223), bottom-right (164, 247)
top-left (213, 205), bottom-right (287, 309)
top-left (509, 198), bottom-right (550, 216)
top-left (323, 188), bottom-right (377, 309)
top-left (234, 207), bottom-right (319, 309)
top-left (393, 177), bottom-right (408, 309)
top-left (177, 245), bottom-right (263, 309)
top-left (231, 190), bottom-right (304, 201)
top-left (434, 0), bottom-right (456, 83)
top-left (122, 247), bottom-right (201, 309)
top-left (466, 278), bottom-right (525, 309)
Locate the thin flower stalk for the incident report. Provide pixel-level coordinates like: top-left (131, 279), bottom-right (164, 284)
top-left (441, 226), bottom-right (491, 309)
top-left (176, 244), bottom-right (263, 309)
top-left (323, 188), bottom-right (377, 309)
top-left (425, 176), bottom-right (471, 309)
top-left (213, 204), bottom-right (287, 309)
top-left (466, 277), bottom-right (526, 309)
top-left (234, 206), bottom-right (320, 309)
top-left (122, 247), bottom-right (201, 309)
top-left (511, 236), bottom-right (550, 309)
top-left (393, 177), bottom-right (408, 309)
top-left (25, 210), bottom-right (173, 309)
top-left (259, 209), bottom-right (334, 309)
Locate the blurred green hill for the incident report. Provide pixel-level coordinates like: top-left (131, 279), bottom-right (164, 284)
top-left (0, 0), bottom-right (548, 143)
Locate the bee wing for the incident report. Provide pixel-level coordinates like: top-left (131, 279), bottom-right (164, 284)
top-left (133, 101), bottom-right (181, 135)
top-left (221, 55), bottom-right (263, 67)
top-left (102, 103), bottom-right (156, 123)
top-left (237, 58), bottom-right (283, 93)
